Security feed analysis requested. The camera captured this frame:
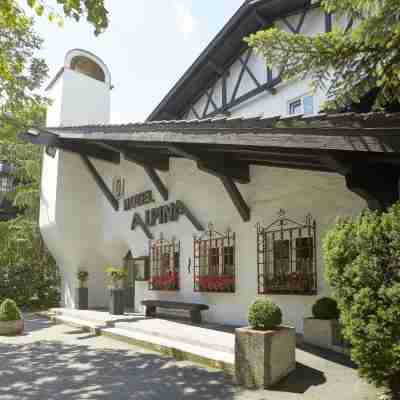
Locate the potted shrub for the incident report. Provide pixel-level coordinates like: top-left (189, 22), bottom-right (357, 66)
top-left (0, 299), bottom-right (24, 335)
top-left (106, 266), bottom-right (127, 315)
top-left (235, 298), bottom-right (296, 389)
top-left (303, 297), bottom-right (341, 350)
top-left (75, 270), bottom-right (89, 310)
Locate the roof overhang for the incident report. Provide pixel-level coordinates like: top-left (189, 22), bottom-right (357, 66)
top-left (20, 112), bottom-right (400, 214)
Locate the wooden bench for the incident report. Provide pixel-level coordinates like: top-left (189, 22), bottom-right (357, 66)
top-left (141, 300), bottom-right (209, 324)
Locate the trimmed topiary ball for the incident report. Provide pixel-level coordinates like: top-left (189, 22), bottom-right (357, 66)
top-left (0, 299), bottom-right (22, 322)
top-left (248, 298), bottom-right (282, 330)
top-left (312, 297), bottom-right (339, 320)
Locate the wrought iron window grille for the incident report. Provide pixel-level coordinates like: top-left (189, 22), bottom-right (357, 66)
top-left (193, 223), bottom-right (236, 293)
top-left (256, 210), bottom-right (317, 295)
top-left (149, 233), bottom-right (180, 291)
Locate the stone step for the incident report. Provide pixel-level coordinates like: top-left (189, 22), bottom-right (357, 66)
top-left (54, 314), bottom-right (105, 335)
top-left (50, 308), bottom-right (141, 326)
top-left (114, 319), bottom-right (235, 354)
top-left (102, 326), bottom-right (235, 374)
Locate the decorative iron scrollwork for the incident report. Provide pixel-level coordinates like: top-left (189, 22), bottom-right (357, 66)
top-left (148, 233), bottom-right (180, 291)
top-left (256, 210), bottom-right (317, 295)
top-left (193, 223), bottom-right (236, 293)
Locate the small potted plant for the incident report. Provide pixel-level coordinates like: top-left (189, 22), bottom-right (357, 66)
top-left (235, 298), bottom-right (296, 389)
top-left (303, 297), bottom-right (341, 350)
top-left (0, 299), bottom-right (24, 335)
top-left (76, 270), bottom-right (89, 310)
top-left (105, 266), bottom-right (127, 315)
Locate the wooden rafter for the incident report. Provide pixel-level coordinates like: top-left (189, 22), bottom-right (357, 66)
top-left (320, 155), bottom-right (400, 210)
top-left (144, 166), bottom-right (169, 201)
top-left (95, 141), bottom-right (169, 171)
top-left (219, 175), bottom-right (250, 222)
top-left (80, 155), bottom-right (119, 211)
top-left (167, 144), bottom-right (251, 221)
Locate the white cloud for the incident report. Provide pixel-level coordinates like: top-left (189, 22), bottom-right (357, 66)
top-left (173, 1), bottom-right (198, 40)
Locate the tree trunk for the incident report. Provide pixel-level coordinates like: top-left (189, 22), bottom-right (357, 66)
top-left (389, 374), bottom-right (400, 400)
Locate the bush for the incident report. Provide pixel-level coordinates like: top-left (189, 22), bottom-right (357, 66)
top-left (324, 203), bottom-right (400, 398)
top-left (312, 297), bottom-right (339, 320)
top-left (0, 218), bottom-right (61, 310)
top-left (248, 298), bottom-right (282, 330)
top-left (0, 299), bottom-right (22, 321)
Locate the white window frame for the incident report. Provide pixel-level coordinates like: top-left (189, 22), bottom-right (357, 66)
top-left (287, 93), bottom-right (315, 116)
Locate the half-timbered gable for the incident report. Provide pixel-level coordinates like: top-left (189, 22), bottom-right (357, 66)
top-left (148, 0), bottom-right (345, 122)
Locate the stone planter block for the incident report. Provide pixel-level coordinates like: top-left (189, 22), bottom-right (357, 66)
top-left (109, 288), bottom-right (125, 315)
top-left (75, 287), bottom-right (88, 310)
top-left (303, 318), bottom-right (341, 350)
top-left (235, 326), bottom-right (296, 389)
top-left (0, 319), bottom-right (24, 335)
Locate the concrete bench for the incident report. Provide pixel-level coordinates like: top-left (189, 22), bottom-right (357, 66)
top-left (141, 300), bottom-right (209, 324)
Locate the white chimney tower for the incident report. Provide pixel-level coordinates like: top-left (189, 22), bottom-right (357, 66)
top-left (46, 49), bottom-right (111, 127)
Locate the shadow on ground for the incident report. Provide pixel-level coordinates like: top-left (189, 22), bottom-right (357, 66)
top-left (0, 339), bottom-right (236, 400)
top-left (0, 315), bottom-right (377, 400)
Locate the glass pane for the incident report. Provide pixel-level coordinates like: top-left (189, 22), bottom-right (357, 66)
top-left (303, 95), bottom-right (314, 115)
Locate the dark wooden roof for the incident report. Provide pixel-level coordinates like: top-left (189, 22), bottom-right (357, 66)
top-left (20, 112), bottom-right (400, 215)
top-left (147, 0), bottom-right (311, 121)
top-left (21, 112), bottom-right (400, 173)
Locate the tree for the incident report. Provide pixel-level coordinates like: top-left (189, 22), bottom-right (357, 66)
top-left (324, 205), bottom-right (400, 399)
top-left (246, 0), bottom-right (400, 111)
top-left (2, 0), bottom-right (108, 35)
top-left (0, 0), bottom-right (109, 309)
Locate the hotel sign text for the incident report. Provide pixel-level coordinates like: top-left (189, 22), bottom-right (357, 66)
top-left (123, 190), bottom-right (204, 239)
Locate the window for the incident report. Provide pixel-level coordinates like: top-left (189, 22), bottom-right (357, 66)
top-left (288, 94), bottom-right (314, 116)
top-left (193, 225), bottom-right (235, 293)
top-left (70, 55), bottom-right (106, 82)
top-left (149, 235), bottom-right (180, 291)
top-left (257, 210), bottom-right (317, 295)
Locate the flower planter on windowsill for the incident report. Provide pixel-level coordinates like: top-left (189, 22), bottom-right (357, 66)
top-left (195, 275), bottom-right (235, 293)
top-left (149, 273), bottom-right (179, 291)
top-left (235, 326), bottom-right (296, 389)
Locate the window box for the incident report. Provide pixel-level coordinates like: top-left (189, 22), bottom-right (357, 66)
top-left (149, 235), bottom-right (180, 291)
top-left (257, 210), bottom-right (317, 295)
top-left (193, 224), bottom-right (236, 293)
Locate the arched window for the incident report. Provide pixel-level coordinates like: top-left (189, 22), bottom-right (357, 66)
top-left (70, 55), bottom-right (105, 82)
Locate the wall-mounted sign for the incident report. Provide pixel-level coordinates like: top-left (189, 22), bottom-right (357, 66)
top-left (112, 177), bottom-right (126, 200)
top-left (124, 190), bottom-right (154, 211)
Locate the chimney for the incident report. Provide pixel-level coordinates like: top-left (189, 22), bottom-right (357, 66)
top-left (46, 49), bottom-right (111, 127)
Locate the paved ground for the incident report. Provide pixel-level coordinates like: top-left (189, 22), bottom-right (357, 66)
top-left (0, 315), bottom-right (379, 400)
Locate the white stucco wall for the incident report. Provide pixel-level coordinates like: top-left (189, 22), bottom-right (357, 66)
top-left (42, 151), bottom-right (366, 332)
top-left (47, 68), bottom-right (110, 126)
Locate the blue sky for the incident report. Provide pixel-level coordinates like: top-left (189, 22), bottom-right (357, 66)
top-left (23, 1), bottom-right (245, 123)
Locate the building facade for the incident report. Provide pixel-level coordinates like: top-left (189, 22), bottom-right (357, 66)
top-left (22, 1), bottom-right (400, 333)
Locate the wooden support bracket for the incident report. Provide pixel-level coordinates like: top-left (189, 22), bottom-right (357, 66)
top-left (144, 166), bottom-right (169, 201)
top-left (321, 155), bottom-right (400, 211)
top-left (80, 155), bottom-right (119, 211)
top-left (219, 175), bottom-right (250, 222)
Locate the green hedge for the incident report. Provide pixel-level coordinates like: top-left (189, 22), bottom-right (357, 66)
top-left (324, 203), bottom-right (400, 398)
top-left (0, 217), bottom-right (60, 310)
